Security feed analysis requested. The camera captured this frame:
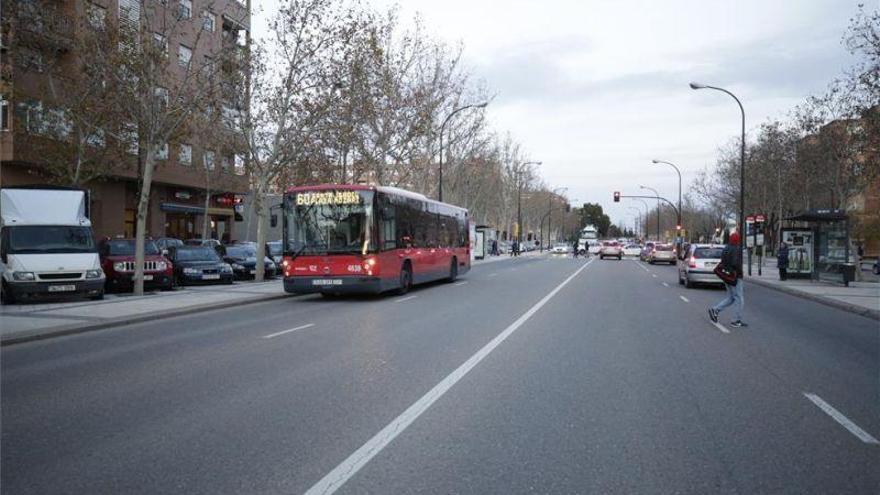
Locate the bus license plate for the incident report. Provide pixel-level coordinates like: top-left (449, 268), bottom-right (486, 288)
top-left (48, 285), bottom-right (76, 292)
top-left (313, 279), bottom-right (342, 286)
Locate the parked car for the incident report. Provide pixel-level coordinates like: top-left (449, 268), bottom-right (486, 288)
top-left (167, 246), bottom-right (233, 286)
top-left (219, 244), bottom-right (278, 280)
top-left (184, 238), bottom-right (222, 249)
top-left (267, 241), bottom-right (283, 266)
top-left (678, 244), bottom-right (725, 288)
top-left (874, 259), bottom-right (879, 275)
top-left (599, 241), bottom-right (622, 260)
top-left (155, 237), bottom-right (184, 252)
top-left (639, 242), bottom-right (656, 261)
top-left (649, 243), bottom-right (676, 264)
top-left (622, 244), bottom-right (642, 257)
top-left (551, 243), bottom-right (571, 254)
top-left (99, 238), bottom-right (173, 292)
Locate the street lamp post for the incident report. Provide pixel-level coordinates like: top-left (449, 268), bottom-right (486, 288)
top-left (627, 206), bottom-right (641, 238)
top-left (516, 161), bottom-right (541, 249)
top-left (438, 101), bottom-right (488, 202)
top-left (628, 198), bottom-right (650, 241)
top-left (639, 185), bottom-right (661, 241)
top-left (690, 81), bottom-right (746, 274)
top-left (548, 187), bottom-right (567, 249)
top-left (651, 159), bottom-right (682, 229)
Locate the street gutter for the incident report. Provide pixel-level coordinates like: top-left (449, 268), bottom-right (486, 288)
top-left (746, 278), bottom-right (880, 322)
top-left (1, 293), bottom-right (294, 347)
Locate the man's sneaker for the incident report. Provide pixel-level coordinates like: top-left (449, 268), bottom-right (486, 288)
top-left (708, 308), bottom-right (719, 323)
top-left (730, 320), bottom-right (748, 328)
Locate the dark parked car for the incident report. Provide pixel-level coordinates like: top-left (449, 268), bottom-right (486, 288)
top-left (99, 238), bottom-right (174, 292)
top-left (167, 246), bottom-right (233, 286)
top-left (267, 241), bottom-right (283, 266)
top-left (184, 238), bottom-right (222, 249)
top-left (155, 237), bottom-right (184, 252)
top-left (219, 244), bottom-right (277, 280)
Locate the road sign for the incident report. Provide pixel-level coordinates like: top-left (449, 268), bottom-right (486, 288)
top-left (746, 215), bottom-right (755, 223)
top-left (755, 214), bottom-right (765, 223)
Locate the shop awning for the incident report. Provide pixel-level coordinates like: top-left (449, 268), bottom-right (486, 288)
top-left (786, 209), bottom-right (848, 222)
top-left (160, 203), bottom-right (234, 216)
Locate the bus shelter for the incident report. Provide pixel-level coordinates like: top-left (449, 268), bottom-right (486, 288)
top-left (784, 209), bottom-right (856, 286)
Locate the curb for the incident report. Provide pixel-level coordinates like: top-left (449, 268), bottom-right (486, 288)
top-left (746, 278), bottom-right (880, 321)
top-left (1, 293), bottom-right (293, 347)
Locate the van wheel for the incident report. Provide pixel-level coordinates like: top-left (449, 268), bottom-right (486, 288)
top-left (447, 258), bottom-right (458, 282)
top-left (397, 263), bottom-right (413, 295)
top-left (90, 290), bottom-right (105, 301)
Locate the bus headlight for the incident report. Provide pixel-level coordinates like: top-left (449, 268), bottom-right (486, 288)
top-left (363, 257), bottom-right (377, 276)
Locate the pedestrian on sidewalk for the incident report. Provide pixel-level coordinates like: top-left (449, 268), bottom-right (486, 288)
top-left (572, 239), bottom-right (579, 258)
top-left (778, 241), bottom-right (789, 281)
top-left (708, 232), bottom-right (747, 327)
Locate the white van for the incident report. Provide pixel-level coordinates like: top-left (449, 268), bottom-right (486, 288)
top-left (1, 187), bottom-right (105, 303)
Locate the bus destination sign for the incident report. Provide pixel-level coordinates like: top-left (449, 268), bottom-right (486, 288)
top-left (296, 191), bottom-right (362, 206)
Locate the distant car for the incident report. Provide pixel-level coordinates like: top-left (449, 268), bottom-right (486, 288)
top-left (599, 241), bottom-right (622, 260)
top-left (622, 244), bottom-right (642, 257)
top-left (649, 244), bottom-right (676, 264)
top-left (98, 238), bottom-right (173, 292)
top-left (588, 240), bottom-right (602, 255)
top-left (220, 245), bottom-right (277, 280)
top-left (167, 246), bottom-right (233, 286)
top-left (640, 242), bottom-right (656, 261)
top-left (678, 244), bottom-right (725, 288)
top-left (154, 237), bottom-right (184, 252)
top-left (551, 243), bottom-right (571, 254)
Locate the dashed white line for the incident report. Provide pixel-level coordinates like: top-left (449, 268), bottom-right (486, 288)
top-left (679, 295), bottom-right (690, 303)
top-left (394, 295), bottom-right (417, 303)
top-left (651, 274), bottom-right (658, 278)
top-left (303, 259), bottom-right (595, 495)
top-left (488, 273), bottom-right (498, 278)
top-left (637, 263), bottom-right (651, 273)
top-left (262, 323), bottom-right (315, 339)
top-left (711, 322), bottom-right (730, 334)
top-left (662, 282), bottom-right (669, 287)
top-left (453, 281), bottom-right (468, 286)
top-left (804, 393), bottom-right (879, 444)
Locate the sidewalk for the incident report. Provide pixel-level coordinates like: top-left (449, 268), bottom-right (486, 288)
top-left (745, 260), bottom-right (880, 320)
top-left (0, 253), bottom-right (545, 345)
top-left (1, 281), bottom-right (289, 345)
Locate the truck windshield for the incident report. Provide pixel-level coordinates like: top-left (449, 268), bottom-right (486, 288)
top-left (7, 225), bottom-right (95, 254)
top-left (285, 190), bottom-right (375, 255)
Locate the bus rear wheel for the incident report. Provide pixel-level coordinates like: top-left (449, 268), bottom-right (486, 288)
top-left (447, 258), bottom-right (458, 282)
top-left (397, 263), bottom-right (413, 295)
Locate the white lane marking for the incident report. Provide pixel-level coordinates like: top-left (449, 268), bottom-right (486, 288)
top-left (637, 263), bottom-right (651, 273)
top-left (679, 295), bottom-right (690, 303)
top-left (453, 281), bottom-right (468, 286)
top-left (651, 274), bottom-right (658, 278)
top-left (712, 322), bottom-right (730, 334)
top-left (394, 295), bottom-right (417, 303)
top-left (488, 273), bottom-right (498, 278)
top-left (262, 323), bottom-right (315, 339)
top-left (304, 259), bottom-right (595, 495)
top-left (804, 393), bottom-right (880, 445)
top-left (662, 282), bottom-right (669, 287)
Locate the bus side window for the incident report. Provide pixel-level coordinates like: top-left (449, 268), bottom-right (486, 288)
top-left (380, 200), bottom-right (397, 251)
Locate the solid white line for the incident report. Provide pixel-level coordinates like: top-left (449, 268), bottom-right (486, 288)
top-left (304, 259), bottom-right (595, 495)
top-left (679, 295), bottom-right (690, 303)
top-left (262, 323), bottom-right (315, 339)
top-left (394, 295), bottom-right (417, 303)
top-left (712, 322), bottom-right (730, 334)
top-left (804, 393), bottom-right (880, 444)
top-left (453, 281), bottom-right (468, 286)
top-left (662, 282), bottom-right (669, 287)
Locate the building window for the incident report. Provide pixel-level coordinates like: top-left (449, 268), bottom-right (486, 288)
top-left (15, 99), bottom-right (44, 134)
top-left (178, 44), bottom-right (192, 67)
top-left (124, 209), bottom-right (136, 238)
top-left (1, 98), bottom-right (9, 131)
top-left (86, 128), bottom-right (105, 147)
top-left (234, 154), bottom-right (246, 175)
top-left (118, 0), bottom-right (140, 29)
top-left (221, 105), bottom-right (240, 130)
top-left (179, 143), bottom-right (192, 165)
top-left (152, 33), bottom-right (168, 56)
top-left (202, 11), bottom-right (215, 32)
top-left (178, 0), bottom-right (192, 20)
top-left (157, 142), bottom-right (169, 160)
top-left (154, 86), bottom-right (169, 108)
top-left (121, 124), bottom-right (138, 155)
top-left (87, 3), bottom-right (107, 29)
top-left (203, 150), bottom-right (215, 170)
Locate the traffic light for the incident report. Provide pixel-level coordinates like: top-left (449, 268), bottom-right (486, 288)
top-left (613, 191), bottom-right (620, 202)
top-left (676, 224), bottom-right (682, 231)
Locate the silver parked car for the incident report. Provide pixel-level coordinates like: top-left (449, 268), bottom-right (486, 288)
top-left (678, 244), bottom-right (725, 288)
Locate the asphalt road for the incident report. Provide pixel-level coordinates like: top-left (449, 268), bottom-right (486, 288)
top-left (2, 254), bottom-right (878, 494)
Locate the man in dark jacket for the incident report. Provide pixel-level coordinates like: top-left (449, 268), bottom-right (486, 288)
top-left (777, 241), bottom-right (789, 281)
top-left (708, 232), bottom-right (747, 327)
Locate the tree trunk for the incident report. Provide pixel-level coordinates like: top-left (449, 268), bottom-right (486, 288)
top-left (254, 179), bottom-right (267, 282)
top-left (134, 149), bottom-right (156, 296)
top-left (202, 167), bottom-right (211, 239)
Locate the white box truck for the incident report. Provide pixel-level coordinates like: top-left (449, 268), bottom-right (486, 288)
top-left (1, 187), bottom-right (105, 303)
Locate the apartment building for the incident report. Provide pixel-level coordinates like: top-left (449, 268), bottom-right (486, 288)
top-left (0, 0), bottom-right (251, 241)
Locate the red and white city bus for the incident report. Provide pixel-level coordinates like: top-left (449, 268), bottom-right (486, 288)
top-left (281, 184), bottom-right (471, 295)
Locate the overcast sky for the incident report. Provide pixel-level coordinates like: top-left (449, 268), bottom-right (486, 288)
top-left (253, 0), bottom-right (867, 228)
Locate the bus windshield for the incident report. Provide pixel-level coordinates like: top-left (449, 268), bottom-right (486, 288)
top-left (285, 190), bottom-right (375, 255)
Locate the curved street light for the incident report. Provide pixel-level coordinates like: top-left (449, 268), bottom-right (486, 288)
top-left (651, 159), bottom-right (682, 231)
top-left (438, 101), bottom-right (489, 202)
top-left (626, 206), bottom-right (642, 238)
top-left (690, 81), bottom-right (746, 272)
top-left (639, 184), bottom-right (661, 241)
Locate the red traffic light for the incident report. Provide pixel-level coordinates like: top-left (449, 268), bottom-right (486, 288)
top-left (613, 191), bottom-right (620, 202)
top-left (676, 224), bottom-right (682, 230)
